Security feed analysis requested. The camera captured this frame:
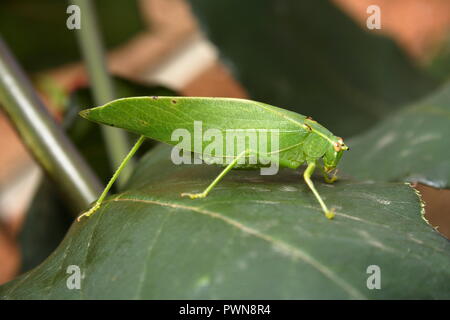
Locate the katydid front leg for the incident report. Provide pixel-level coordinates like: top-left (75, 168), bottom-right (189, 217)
top-left (303, 161), bottom-right (335, 219)
top-left (322, 166), bottom-right (338, 184)
top-left (182, 150), bottom-right (248, 199)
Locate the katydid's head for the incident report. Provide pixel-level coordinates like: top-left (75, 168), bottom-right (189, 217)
top-left (323, 137), bottom-right (348, 172)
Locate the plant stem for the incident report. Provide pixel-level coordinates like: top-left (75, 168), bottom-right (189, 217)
top-left (0, 37), bottom-right (102, 212)
top-left (72, 0), bottom-right (133, 187)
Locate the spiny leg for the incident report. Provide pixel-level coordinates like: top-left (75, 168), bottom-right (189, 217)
top-left (182, 150), bottom-right (248, 199)
top-left (77, 135), bottom-right (146, 221)
top-left (303, 161), bottom-right (335, 219)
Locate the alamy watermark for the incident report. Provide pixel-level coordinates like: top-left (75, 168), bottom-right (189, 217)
top-left (66, 265), bottom-right (81, 290)
top-left (366, 265), bottom-right (381, 290)
top-left (66, 5), bottom-right (81, 30)
top-left (171, 121), bottom-right (280, 175)
top-left (366, 5), bottom-right (381, 30)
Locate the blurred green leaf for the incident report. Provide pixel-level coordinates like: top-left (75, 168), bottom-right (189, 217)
top-left (4, 144), bottom-right (450, 299)
top-left (188, 0), bottom-right (437, 136)
top-left (340, 82), bottom-right (450, 189)
top-left (0, 0), bottom-right (144, 72)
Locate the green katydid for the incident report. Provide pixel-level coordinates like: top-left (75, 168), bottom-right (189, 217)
top-left (77, 97), bottom-right (348, 221)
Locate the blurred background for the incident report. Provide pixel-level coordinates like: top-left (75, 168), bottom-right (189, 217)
top-left (0, 0), bottom-right (449, 285)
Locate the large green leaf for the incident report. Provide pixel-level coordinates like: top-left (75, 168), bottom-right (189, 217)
top-left (340, 82), bottom-right (450, 189)
top-left (188, 0), bottom-right (437, 136)
top-left (2, 144), bottom-right (449, 299)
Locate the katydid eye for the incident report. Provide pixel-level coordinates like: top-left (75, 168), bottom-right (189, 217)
top-left (334, 137), bottom-right (346, 151)
top-left (333, 142), bottom-right (341, 152)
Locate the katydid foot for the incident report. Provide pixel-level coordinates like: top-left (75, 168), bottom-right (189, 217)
top-left (77, 202), bottom-right (101, 221)
top-left (323, 172), bottom-right (338, 184)
top-left (181, 192), bottom-right (208, 199)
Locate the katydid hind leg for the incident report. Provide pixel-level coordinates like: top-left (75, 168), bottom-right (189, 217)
top-left (77, 135), bottom-right (146, 221)
top-left (303, 161), bottom-right (335, 219)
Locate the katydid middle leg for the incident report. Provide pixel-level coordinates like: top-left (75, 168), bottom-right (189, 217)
top-left (182, 150), bottom-right (249, 199)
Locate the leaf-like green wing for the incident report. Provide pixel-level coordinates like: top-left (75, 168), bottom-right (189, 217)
top-left (80, 97), bottom-right (312, 159)
top-left (1, 145), bottom-right (449, 299)
top-left (341, 83), bottom-right (450, 188)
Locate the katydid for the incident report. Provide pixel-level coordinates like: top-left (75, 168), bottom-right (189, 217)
top-left (77, 97), bottom-right (348, 221)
